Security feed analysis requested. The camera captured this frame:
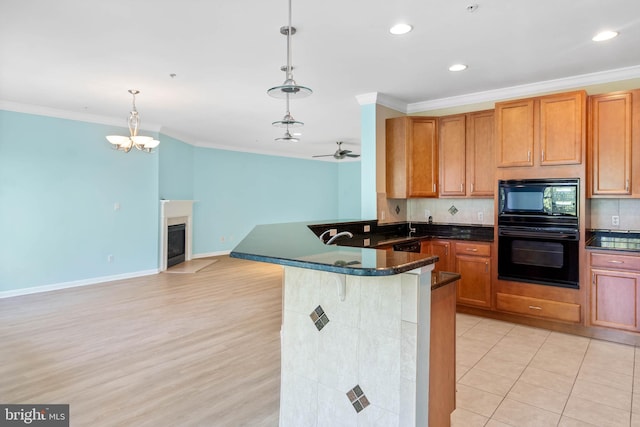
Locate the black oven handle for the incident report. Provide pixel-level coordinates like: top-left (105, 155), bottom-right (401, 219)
top-left (498, 228), bottom-right (578, 240)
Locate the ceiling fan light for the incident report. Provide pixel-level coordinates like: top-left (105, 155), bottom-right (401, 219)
top-left (272, 112), bottom-right (304, 128)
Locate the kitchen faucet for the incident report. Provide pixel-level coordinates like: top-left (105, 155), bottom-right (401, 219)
top-left (408, 222), bottom-right (416, 237)
top-left (326, 231), bottom-right (354, 245)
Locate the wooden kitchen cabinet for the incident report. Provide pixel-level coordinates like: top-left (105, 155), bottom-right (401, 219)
top-left (467, 110), bottom-right (496, 196)
top-left (422, 239), bottom-right (452, 272)
top-left (386, 116), bottom-right (438, 198)
top-left (455, 241), bottom-right (492, 308)
top-left (589, 251), bottom-right (640, 331)
top-left (439, 111), bottom-right (495, 197)
top-left (588, 90), bottom-right (640, 196)
top-left (439, 115), bottom-right (466, 196)
top-left (496, 91), bottom-right (586, 168)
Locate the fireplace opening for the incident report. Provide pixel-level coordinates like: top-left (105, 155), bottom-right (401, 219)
top-left (167, 223), bottom-right (186, 267)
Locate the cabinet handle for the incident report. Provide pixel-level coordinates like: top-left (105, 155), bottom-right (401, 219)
top-left (592, 272), bottom-right (595, 284)
top-left (527, 151), bottom-right (531, 162)
top-left (607, 260), bottom-right (624, 264)
top-left (541, 150), bottom-right (545, 162)
top-left (445, 247), bottom-right (448, 256)
top-left (471, 183), bottom-right (474, 193)
top-left (528, 305), bottom-right (542, 311)
top-left (433, 183), bottom-right (436, 193)
top-left (466, 248), bottom-right (478, 252)
top-left (626, 179), bottom-right (630, 192)
top-left (460, 183), bottom-right (464, 192)
top-left (485, 261), bottom-right (488, 273)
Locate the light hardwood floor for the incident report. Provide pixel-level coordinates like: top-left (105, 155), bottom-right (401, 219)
top-left (0, 256), bottom-right (283, 427)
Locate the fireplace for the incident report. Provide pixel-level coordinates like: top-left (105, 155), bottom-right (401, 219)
top-left (167, 223), bottom-right (186, 267)
top-left (160, 200), bottom-right (194, 272)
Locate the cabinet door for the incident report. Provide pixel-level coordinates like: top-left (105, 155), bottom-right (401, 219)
top-left (539, 91), bottom-right (585, 165)
top-left (591, 268), bottom-right (640, 331)
top-left (496, 99), bottom-right (534, 167)
top-left (424, 240), bottom-right (451, 272)
top-left (467, 110), bottom-right (495, 196)
top-left (408, 118), bottom-right (438, 197)
top-left (439, 115), bottom-right (466, 196)
top-left (456, 254), bottom-right (491, 308)
top-left (589, 92), bottom-right (632, 196)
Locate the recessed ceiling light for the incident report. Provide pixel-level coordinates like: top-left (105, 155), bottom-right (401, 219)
top-left (592, 30), bottom-right (619, 42)
top-left (448, 64), bottom-right (468, 72)
top-left (389, 23), bottom-right (413, 35)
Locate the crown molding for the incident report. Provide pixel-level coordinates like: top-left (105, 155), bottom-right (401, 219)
top-left (0, 100), bottom-right (162, 132)
top-left (356, 92), bottom-right (408, 113)
top-left (407, 64), bottom-right (640, 113)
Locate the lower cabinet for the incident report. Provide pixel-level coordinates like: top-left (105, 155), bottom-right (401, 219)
top-left (455, 242), bottom-right (492, 308)
top-left (429, 277), bottom-right (456, 427)
top-left (422, 239), bottom-right (452, 272)
top-left (589, 251), bottom-right (640, 331)
top-left (496, 293), bottom-right (580, 323)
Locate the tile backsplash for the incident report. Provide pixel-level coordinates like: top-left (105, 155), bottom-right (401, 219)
top-left (408, 198), bottom-right (494, 225)
top-left (589, 199), bottom-right (640, 230)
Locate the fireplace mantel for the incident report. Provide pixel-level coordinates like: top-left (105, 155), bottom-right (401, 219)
top-left (160, 200), bottom-right (194, 271)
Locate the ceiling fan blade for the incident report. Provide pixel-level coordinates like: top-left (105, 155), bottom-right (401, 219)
top-left (339, 149), bottom-right (352, 154)
top-left (312, 154), bottom-right (335, 158)
top-left (346, 153), bottom-right (360, 158)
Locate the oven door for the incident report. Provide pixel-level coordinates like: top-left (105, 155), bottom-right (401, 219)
top-left (498, 226), bottom-right (579, 289)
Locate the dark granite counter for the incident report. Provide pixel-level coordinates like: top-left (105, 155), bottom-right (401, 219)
top-left (586, 230), bottom-right (640, 252)
top-left (230, 221), bottom-right (439, 276)
top-left (308, 220), bottom-right (494, 249)
top-left (432, 271), bottom-right (461, 290)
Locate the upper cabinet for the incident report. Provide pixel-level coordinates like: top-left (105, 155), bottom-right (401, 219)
top-left (496, 91), bottom-right (586, 168)
top-left (588, 90), bottom-right (640, 197)
top-left (439, 110), bottom-right (495, 197)
top-left (386, 116), bottom-right (438, 198)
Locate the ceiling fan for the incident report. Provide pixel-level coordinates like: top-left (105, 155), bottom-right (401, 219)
top-left (312, 141), bottom-right (360, 160)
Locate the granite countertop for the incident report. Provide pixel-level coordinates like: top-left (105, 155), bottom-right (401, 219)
top-left (432, 271), bottom-right (461, 290)
top-left (586, 230), bottom-right (640, 252)
top-left (309, 220), bottom-right (494, 249)
top-left (230, 221), bottom-right (439, 276)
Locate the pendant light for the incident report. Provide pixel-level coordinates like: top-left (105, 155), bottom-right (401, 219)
top-left (267, 0), bottom-right (312, 99)
top-left (272, 94), bottom-right (303, 128)
top-left (106, 89), bottom-right (159, 153)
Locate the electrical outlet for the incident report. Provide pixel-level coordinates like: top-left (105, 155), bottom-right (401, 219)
top-left (221, 236), bottom-right (225, 242)
top-left (477, 211), bottom-right (484, 222)
top-left (114, 202), bottom-right (120, 211)
top-left (107, 254), bottom-right (113, 263)
top-left (612, 215), bottom-right (620, 226)
top-left (329, 228), bottom-right (337, 237)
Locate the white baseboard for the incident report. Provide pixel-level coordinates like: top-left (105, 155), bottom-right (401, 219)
top-left (192, 250), bottom-right (230, 259)
top-left (0, 269), bottom-right (159, 299)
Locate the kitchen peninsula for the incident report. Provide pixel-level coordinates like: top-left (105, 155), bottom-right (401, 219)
top-left (230, 220), bottom-right (458, 427)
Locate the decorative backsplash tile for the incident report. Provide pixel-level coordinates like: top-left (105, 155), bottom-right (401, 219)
top-left (448, 205), bottom-right (458, 216)
top-left (310, 305), bottom-right (329, 331)
top-left (346, 384), bottom-right (370, 413)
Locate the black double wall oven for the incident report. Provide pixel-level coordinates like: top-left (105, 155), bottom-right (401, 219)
top-left (498, 178), bottom-right (579, 289)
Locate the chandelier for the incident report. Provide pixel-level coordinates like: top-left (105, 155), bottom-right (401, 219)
top-left (106, 89), bottom-right (159, 153)
top-left (268, 0), bottom-right (311, 141)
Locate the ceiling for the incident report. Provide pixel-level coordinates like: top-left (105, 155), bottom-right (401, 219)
top-left (2, 0), bottom-right (640, 161)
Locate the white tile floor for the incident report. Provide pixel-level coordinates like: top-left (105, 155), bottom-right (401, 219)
top-left (453, 313), bottom-right (640, 427)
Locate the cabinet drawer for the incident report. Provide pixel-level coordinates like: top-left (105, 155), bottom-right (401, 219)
top-left (590, 252), bottom-right (640, 271)
top-left (455, 242), bottom-right (490, 257)
top-left (496, 293), bottom-right (580, 323)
